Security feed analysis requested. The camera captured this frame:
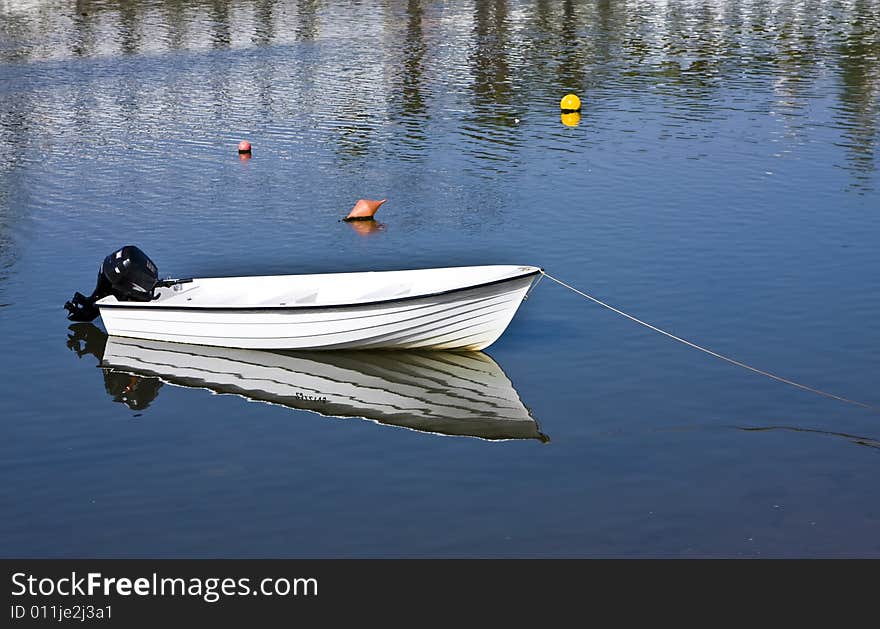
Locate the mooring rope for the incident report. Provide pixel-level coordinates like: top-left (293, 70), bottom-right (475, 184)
top-left (541, 271), bottom-right (877, 412)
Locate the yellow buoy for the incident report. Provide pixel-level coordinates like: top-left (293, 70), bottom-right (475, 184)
top-left (560, 111), bottom-right (581, 127)
top-left (560, 93), bottom-right (581, 112)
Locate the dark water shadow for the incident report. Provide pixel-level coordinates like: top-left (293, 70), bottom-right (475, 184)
top-left (732, 424), bottom-right (880, 451)
top-left (591, 419), bottom-right (880, 453)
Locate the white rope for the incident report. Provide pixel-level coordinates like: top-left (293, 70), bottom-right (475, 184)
top-left (541, 271), bottom-right (877, 412)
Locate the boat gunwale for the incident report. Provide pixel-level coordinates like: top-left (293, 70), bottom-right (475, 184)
top-left (97, 268), bottom-right (542, 313)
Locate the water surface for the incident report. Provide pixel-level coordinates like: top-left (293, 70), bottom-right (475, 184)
top-left (1, 0), bottom-right (879, 557)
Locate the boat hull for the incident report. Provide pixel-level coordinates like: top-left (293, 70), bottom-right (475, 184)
top-left (98, 272), bottom-right (538, 350)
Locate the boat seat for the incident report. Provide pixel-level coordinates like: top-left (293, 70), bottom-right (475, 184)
top-left (358, 284), bottom-right (412, 302)
top-left (294, 291), bottom-right (318, 305)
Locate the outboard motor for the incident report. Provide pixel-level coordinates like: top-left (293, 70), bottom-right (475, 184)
top-left (64, 245), bottom-right (159, 322)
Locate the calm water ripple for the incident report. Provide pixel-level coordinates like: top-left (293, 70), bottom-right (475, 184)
top-left (1, 0), bottom-right (878, 557)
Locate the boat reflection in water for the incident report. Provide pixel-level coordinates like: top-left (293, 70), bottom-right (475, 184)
top-left (67, 323), bottom-right (164, 411)
top-left (67, 324), bottom-right (548, 442)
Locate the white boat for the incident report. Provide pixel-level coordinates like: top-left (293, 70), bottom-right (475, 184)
top-left (93, 333), bottom-right (548, 442)
top-left (96, 265), bottom-right (542, 351)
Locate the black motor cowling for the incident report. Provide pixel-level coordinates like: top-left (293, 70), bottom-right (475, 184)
top-left (64, 246), bottom-right (159, 322)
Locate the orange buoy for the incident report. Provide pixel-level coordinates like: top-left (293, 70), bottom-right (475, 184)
top-left (238, 140), bottom-right (252, 154)
top-left (344, 198), bottom-right (386, 221)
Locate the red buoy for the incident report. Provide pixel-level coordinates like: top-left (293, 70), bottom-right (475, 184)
top-left (238, 140), bottom-right (252, 154)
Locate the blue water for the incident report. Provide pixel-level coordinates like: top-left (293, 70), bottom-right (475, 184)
top-left (1, 0), bottom-right (878, 557)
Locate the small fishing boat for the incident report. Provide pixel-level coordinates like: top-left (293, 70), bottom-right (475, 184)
top-left (65, 246), bottom-right (541, 351)
top-left (65, 325), bottom-right (547, 441)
